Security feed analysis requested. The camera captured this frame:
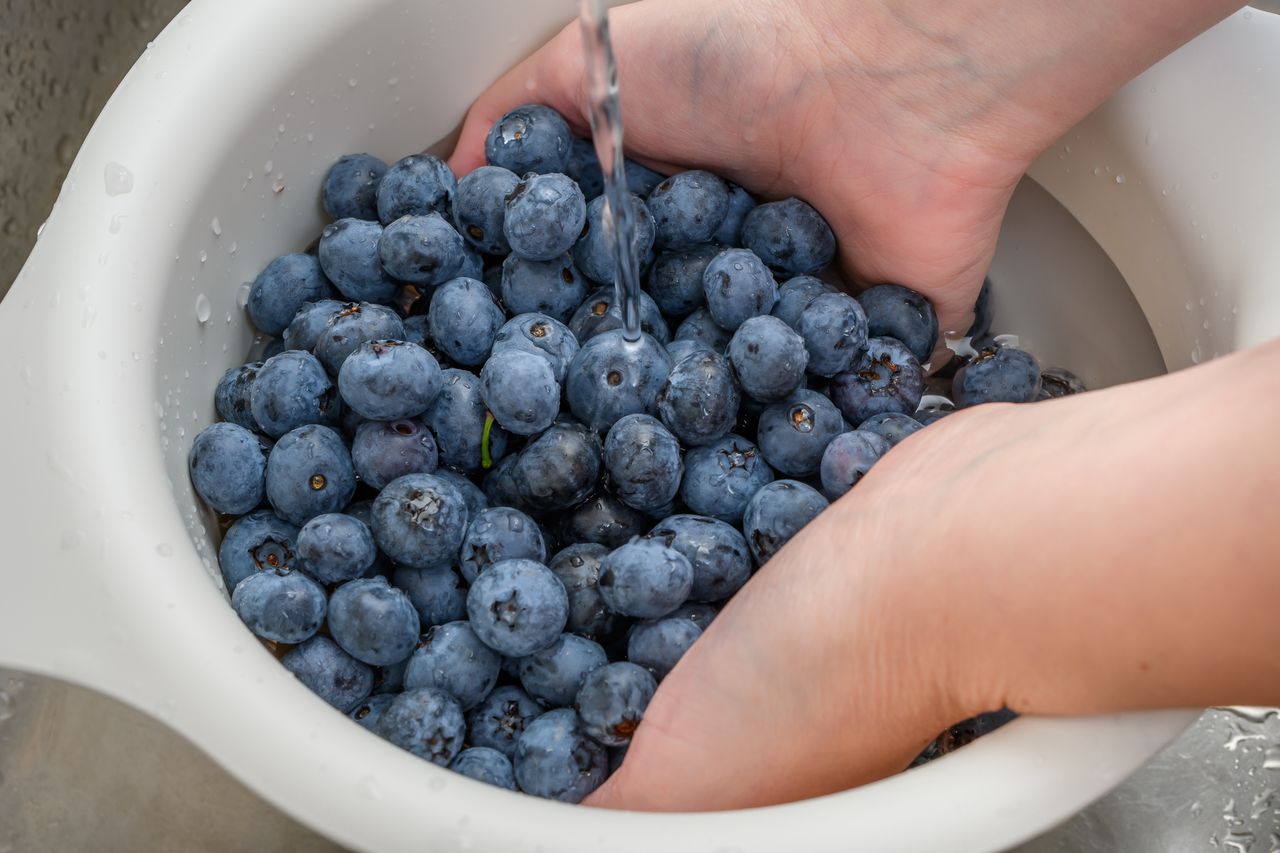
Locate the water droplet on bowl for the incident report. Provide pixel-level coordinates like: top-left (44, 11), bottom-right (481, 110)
top-left (211, 217), bottom-right (222, 237)
top-left (195, 294), bottom-right (212, 323)
top-left (104, 162), bottom-right (134, 195)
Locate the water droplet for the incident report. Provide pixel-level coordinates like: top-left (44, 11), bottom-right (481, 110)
top-left (199, 250), bottom-right (208, 264)
top-left (0, 692), bottom-right (12, 723)
top-left (277, 123), bottom-right (286, 134)
top-left (104, 162), bottom-right (134, 195)
top-left (109, 214), bottom-right (125, 234)
top-left (349, 77), bottom-right (359, 88)
top-left (156, 543), bottom-right (174, 557)
top-left (237, 282), bottom-right (252, 309)
top-left (195, 294), bottom-right (212, 323)
top-left (211, 217), bottom-right (222, 237)
top-left (229, 241), bottom-right (238, 255)
top-left (388, 77), bottom-right (399, 86)
top-left (1092, 167), bottom-right (1101, 176)
top-left (1264, 745), bottom-right (1280, 771)
top-left (1186, 300), bottom-right (1195, 312)
top-left (1115, 174), bottom-right (1126, 184)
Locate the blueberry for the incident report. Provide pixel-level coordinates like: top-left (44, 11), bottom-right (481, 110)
top-left (401, 314), bottom-right (431, 349)
top-left (797, 291), bottom-right (869, 377)
top-left (482, 453), bottom-right (527, 511)
top-left (458, 245), bottom-right (485, 282)
top-left (500, 254), bottom-right (587, 324)
top-left (566, 136), bottom-right (604, 200)
top-left (466, 558), bottom-right (569, 657)
top-left (282, 299), bottom-right (346, 352)
top-left (376, 153), bottom-right (457, 224)
top-left (575, 662), bottom-right (656, 747)
top-left (625, 159), bottom-right (666, 197)
top-left (772, 275), bottom-right (836, 329)
top-left (548, 543), bottom-right (611, 638)
top-left (518, 633), bottom-right (609, 707)
top-left (404, 621), bottom-right (501, 710)
top-left (757, 390), bottom-right (845, 477)
top-left (967, 278), bottom-right (994, 340)
top-left (555, 493), bottom-right (648, 550)
top-left (673, 307), bottom-right (733, 352)
top-left (679, 433), bottom-right (774, 524)
top-left (323, 153), bottom-right (388, 221)
top-left (281, 635), bottom-right (373, 712)
top-left (565, 331), bottom-right (672, 433)
top-left (574, 193), bottom-right (656, 286)
top-left (351, 418), bottom-right (439, 491)
top-left (218, 509), bottom-right (299, 590)
top-left (421, 369), bottom-right (509, 474)
top-left (485, 104), bottom-right (573, 176)
top-left (479, 349), bottom-right (561, 436)
top-left (712, 182), bottom-right (757, 245)
top-left (830, 337), bottom-right (926, 424)
top-left (314, 302), bottom-right (406, 376)
top-left (668, 602), bottom-right (718, 633)
top-left (915, 408), bottom-right (954, 426)
top-left (349, 693), bottom-right (397, 732)
top-left (249, 350), bottom-right (339, 437)
top-left (318, 219), bottom-right (402, 304)
top-left (231, 568), bottom-right (326, 644)
top-left (703, 248), bottom-right (779, 331)
top-left (504, 173), bottom-right (587, 262)
top-left (189, 422), bottom-right (266, 515)
top-left (428, 277), bottom-right (506, 367)
top-left (740, 198), bottom-right (836, 276)
top-left (952, 345), bottom-right (1042, 406)
top-left (1037, 366), bottom-right (1087, 400)
top-left (646, 514), bottom-right (752, 603)
top-left (468, 685), bottom-right (543, 757)
top-left (215, 361), bottom-right (263, 431)
top-left (265, 424), bottom-right (356, 525)
top-left (374, 687), bottom-right (466, 766)
top-left (603, 414), bottom-right (683, 513)
top-left (597, 539), bottom-right (693, 619)
top-left (377, 212), bottom-right (467, 287)
top-left (337, 340), bottom-right (442, 421)
top-left (247, 253), bottom-right (335, 336)
top-left (857, 411), bottom-right (923, 447)
top-left (492, 313), bottom-right (580, 384)
top-left (513, 708), bottom-right (608, 802)
top-left (294, 512), bottom-right (376, 584)
top-left (627, 617), bottom-right (702, 680)
top-left (459, 506), bottom-right (547, 584)
top-left (370, 473), bottom-right (470, 570)
top-left (664, 338), bottom-right (711, 364)
top-left (857, 283), bottom-right (940, 364)
top-left (647, 170), bottom-right (730, 251)
top-left (819, 430), bottom-right (891, 499)
top-left (568, 287), bottom-right (669, 344)
top-left (727, 315), bottom-right (809, 402)
top-left (328, 576), bottom-right (421, 666)
top-left (742, 480), bottom-right (829, 564)
top-left (647, 244), bottom-right (721, 317)
top-left (450, 747), bottom-right (517, 790)
top-left (432, 469), bottom-right (489, 519)
top-left (392, 565), bottom-right (468, 627)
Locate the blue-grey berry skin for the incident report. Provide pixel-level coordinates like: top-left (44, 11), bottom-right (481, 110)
top-left (376, 153), bottom-right (457, 224)
top-left (401, 314), bottom-right (431, 349)
top-left (648, 244), bottom-right (721, 317)
top-left (798, 291), bottom-right (869, 377)
top-left (549, 543), bottom-right (611, 638)
top-left (566, 136), bottom-right (604, 200)
top-left (281, 635), bottom-right (373, 713)
top-left (282, 299), bottom-right (346, 352)
top-left (349, 693), bottom-right (397, 732)
top-left (830, 337), bottom-right (926, 424)
top-left (742, 480), bottom-right (830, 564)
top-left (565, 331), bottom-right (673, 433)
top-left (296, 512), bottom-right (376, 585)
top-left (328, 576), bottom-right (421, 666)
top-left (458, 245), bottom-right (485, 282)
top-left (377, 212), bottom-right (467, 287)
top-left (323, 153), bottom-right (388, 222)
top-left (647, 170), bottom-right (730, 251)
top-left (371, 473), bottom-right (470, 570)
top-left (673, 307), bottom-right (733, 352)
top-left (575, 193), bottom-right (657, 286)
top-left (189, 422), bottom-right (266, 515)
top-left (215, 362), bottom-right (263, 431)
top-left (513, 708), bottom-right (609, 802)
top-left (820, 430), bottom-right (891, 499)
top-left (575, 662), bottom-right (657, 747)
top-left (857, 283), bottom-right (940, 364)
top-left (403, 621), bottom-right (501, 710)
top-left (337, 340), bottom-right (443, 421)
top-left (713, 182), bottom-right (757, 245)
top-left (479, 349), bottom-right (561, 436)
top-left (421, 369), bottom-right (509, 474)
top-left (261, 339), bottom-right (286, 360)
top-left (451, 165), bottom-right (519, 255)
top-left (647, 514), bottom-right (752, 603)
top-left (518, 633), bottom-right (609, 707)
top-left (740, 197), bottom-right (837, 276)
top-left (968, 278), bottom-right (994, 340)
top-left (231, 568), bottom-right (327, 644)
top-left (500, 254), bottom-right (587, 324)
top-left (668, 602), bottom-right (719, 633)
top-left (318, 219), bottom-right (401, 305)
top-left (372, 658), bottom-right (409, 696)
top-left (625, 159), bottom-right (666, 197)
top-left (468, 685), bottom-right (543, 758)
top-left (1037, 366), bottom-right (1088, 400)
top-left (451, 747), bottom-right (517, 790)
top-left (248, 253), bottom-right (335, 336)
top-left (627, 617), bottom-right (702, 680)
top-left (265, 425), bottom-right (357, 526)
top-left (680, 434), bottom-right (774, 525)
top-left (664, 339), bottom-right (711, 364)
top-left (374, 687), bottom-right (466, 766)
top-left (249, 350), bottom-right (339, 438)
top-left (393, 565), bottom-right (468, 628)
top-left (703, 248), bottom-right (779, 331)
top-left (492, 313), bottom-right (580, 384)
top-left (772, 275), bottom-right (836, 329)
top-left (597, 539), bottom-right (693, 619)
top-left (504, 173), bottom-right (587, 262)
top-left (728, 315), bottom-right (809, 402)
top-left (428, 277), bottom-right (506, 367)
top-left (466, 558), bottom-right (569, 657)
top-left (482, 454), bottom-right (527, 512)
top-left (314, 302), bottom-right (406, 376)
top-left (604, 414), bottom-right (684, 512)
top-left (857, 411), bottom-right (923, 447)
top-left (953, 345), bottom-right (1043, 407)
top-left (568, 288), bottom-right (669, 344)
top-left (757, 390), bottom-right (846, 477)
top-left (556, 492), bottom-right (649, 550)
top-left (218, 510), bottom-right (299, 590)
top-left (484, 104), bottom-right (573, 176)
top-left (351, 418), bottom-right (439, 491)
top-left (459, 507), bottom-right (547, 584)
top-left (432, 469), bottom-right (489, 519)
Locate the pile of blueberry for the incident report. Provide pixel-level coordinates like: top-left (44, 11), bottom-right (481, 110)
top-left (188, 103), bottom-right (1082, 801)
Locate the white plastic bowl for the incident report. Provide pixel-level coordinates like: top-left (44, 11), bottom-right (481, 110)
top-left (1, 2), bottom-right (1277, 851)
